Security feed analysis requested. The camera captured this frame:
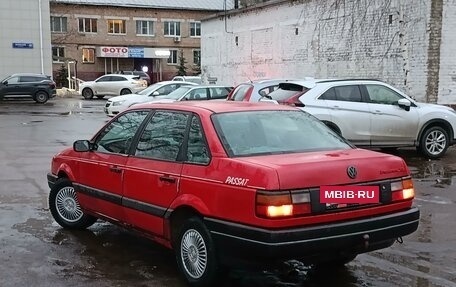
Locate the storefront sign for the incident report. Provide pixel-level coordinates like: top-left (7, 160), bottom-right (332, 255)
top-left (99, 46), bottom-right (129, 58)
top-left (128, 47), bottom-right (144, 58)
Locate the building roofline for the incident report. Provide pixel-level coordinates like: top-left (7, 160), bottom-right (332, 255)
top-left (51, 0), bottom-right (225, 11)
top-left (202, 0), bottom-right (291, 21)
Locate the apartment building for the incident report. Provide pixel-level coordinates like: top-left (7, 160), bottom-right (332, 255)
top-left (50, 0), bottom-right (233, 83)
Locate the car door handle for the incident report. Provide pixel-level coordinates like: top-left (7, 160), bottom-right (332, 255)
top-left (159, 175), bottom-right (176, 184)
top-left (109, 165), bottom-right (122, 173)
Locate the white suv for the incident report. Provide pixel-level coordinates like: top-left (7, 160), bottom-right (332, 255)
top-left (264, 79), bottom-right (456, 159)
top-left (79, 74), bottom-right (147, 99)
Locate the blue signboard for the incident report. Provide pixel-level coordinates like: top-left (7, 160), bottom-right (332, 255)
top-left (128, 47), bottom-right (144, 58)
top-left (12, 43), bottom-right (34, 49)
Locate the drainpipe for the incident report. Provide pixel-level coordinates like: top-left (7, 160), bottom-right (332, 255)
top-left (38, 0), bottom-right (44, 74)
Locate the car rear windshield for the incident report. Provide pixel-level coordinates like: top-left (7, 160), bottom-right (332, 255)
top-left (268, 83), bottom-right (309, 101)
top-left (212, 110), bottom-right (350, 157)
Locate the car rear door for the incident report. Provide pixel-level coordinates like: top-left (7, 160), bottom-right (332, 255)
top-left (122, 110), bottom-right (189, 236)
top-left (320, 85), bottom-right (371, 145)
top-left (75, 110), bottom-right (149, 221)
top-left (364, 84), bottom-right (419, 145)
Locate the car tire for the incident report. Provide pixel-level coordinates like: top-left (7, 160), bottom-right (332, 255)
top-left (82, 88), bottom-right (94, 100)
top-left (175, 217), bottom-right (220, 287)
top-left (34, 91), bottom-right (49, 104)
top-left (49, 178), bottom-right (97, 229)
top-left (120, 88), bottom-right (131, 95)
top-left (419, 126), bottom-right (449, 159)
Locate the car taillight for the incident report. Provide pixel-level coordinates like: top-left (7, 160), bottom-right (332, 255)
top-left (281, 93), bottom-right (305, 107)
top-left (391, 177), bottom-right (415, 201)
top-left (256, 190), bottom-right (311, 218)
top-left (49, 82), bottom-right (56, 89)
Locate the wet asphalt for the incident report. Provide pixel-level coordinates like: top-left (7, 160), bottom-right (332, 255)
top-left (0, 97), bottom-right (455, 287)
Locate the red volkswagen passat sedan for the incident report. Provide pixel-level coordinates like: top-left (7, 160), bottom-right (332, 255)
top-left (47, 101), bottom-right (419, 287)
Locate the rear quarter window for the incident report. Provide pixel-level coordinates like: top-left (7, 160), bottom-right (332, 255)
top-left (231, 84), bottom-right (252, 101)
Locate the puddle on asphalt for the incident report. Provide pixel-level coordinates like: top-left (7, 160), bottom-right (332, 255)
top-left (408, 161), bottom-right (456, 187)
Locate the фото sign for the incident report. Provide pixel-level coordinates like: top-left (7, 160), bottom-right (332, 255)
top-left (99, 46), bottom-right (129, 58)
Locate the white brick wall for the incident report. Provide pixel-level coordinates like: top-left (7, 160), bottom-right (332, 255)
top-left (438, 0), bottom-right (456, 104)
top-left (201, 0), bottom-right (450, 103)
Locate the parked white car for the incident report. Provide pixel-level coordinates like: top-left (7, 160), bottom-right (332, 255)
top-left (157, 85), bottom-right (233, 102)
top-left (263, 79), bottom-right (456, 159)
top-left (80, 74), bottom-right (147, 99)
top-left (172, 76), bottom-right (202, 84)
top-left (104, 81), bottom-right (197, 116)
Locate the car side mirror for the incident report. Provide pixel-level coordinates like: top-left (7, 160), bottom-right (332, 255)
top-left (73, 140), bottom-right (92, 152)
top-left (151, 91), bottom-right (159, 96)
top-left (398, 99), bottom-right (411, 111)
top-left (2, 80), bottom-right (8, 85)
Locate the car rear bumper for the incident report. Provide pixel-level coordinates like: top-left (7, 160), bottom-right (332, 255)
top-left (205, 207), bottom-right (419, 263)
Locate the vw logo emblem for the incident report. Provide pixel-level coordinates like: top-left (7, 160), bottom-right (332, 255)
top-left (347, 166), bottom-right (357, 179)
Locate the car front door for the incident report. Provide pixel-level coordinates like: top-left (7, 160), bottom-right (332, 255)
top-left (1, 76), bottom-right (21, 96)
top-left (319, 85), bottom-right (371, 146)
top-left (75, 110), bottom-right (149, 221)
top-left (122, 110), bottom-right (189, 236)
top-left (93, 76), bottom-right (111, 95)
top-left (365, 84), bottom-right (419, 145)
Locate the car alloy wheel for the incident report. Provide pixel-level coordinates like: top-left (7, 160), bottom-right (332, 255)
top-left (55, 186), bottom-right (84, 223)
top-left (35, 91), bottom-right (49, 103)
top-left (82, 88), bottom-right (94, 99)
top-left (175, 217), bottom-right (220, 287)
top-left (49, 179), bottom-right (97, 229)
top-left (420, 126), bottom-right (449, 159)
top-left (181, 229), bottom-right (208, 279)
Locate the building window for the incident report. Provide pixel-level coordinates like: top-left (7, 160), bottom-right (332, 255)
top-left (193, 49), bottom-right (201, 65)
top-left (164, 21), bottom-right (181, 36)
top-left (50, 16), bottom-right (67, 33)
top-left (82, 48), bottom-right (95, 63)
top-left (136, 20), bottom-right (154, 36)
top-left (190, 22), bottom-right (201, 37)
top-left (79, 18), bottom-right (97, 33)
top-left (107, 19), bottom-right (126, 34)
top-left (168, 49), bottom-right (178, 65)
top-left (52, 46), bottom-right (65, 63)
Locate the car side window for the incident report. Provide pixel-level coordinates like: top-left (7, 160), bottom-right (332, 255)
top-left (210, 87), bottom-right (231, 99)
top-left (334, 85), bottom-right (362, 102)
top-left (19, 76), bottom-right (40, 82)
top-left (156, 84), bottom-right (176, 95)
top-left (319, 88), bottom-right (337, 100)
top-left (95, 111), bottom-right (149, 154)
top-left (111, 76), bottom-right (127, 82)
top-left (96, 76), bottom-right (110, 82)
top-left (6, 76), bottom-right (20, 84)
top-left (188, 88), bottom-right (208, 100)
top-left (232, 85), bottom-right (251, 101)
top-left (186, 116), bottom-right (210, 164)
top-left (366, 84), bottom-right (403, 105)
top-left (135, 111), bottom-right (189, 161)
